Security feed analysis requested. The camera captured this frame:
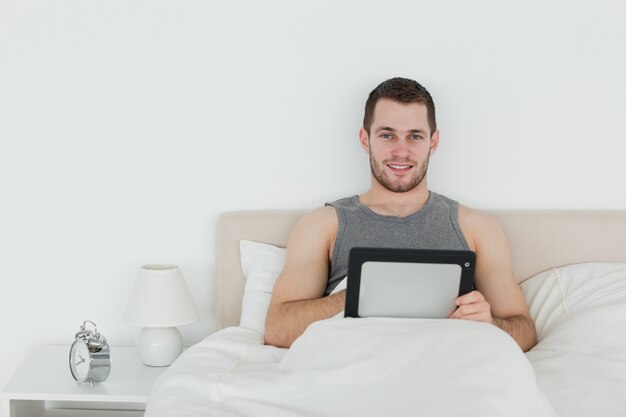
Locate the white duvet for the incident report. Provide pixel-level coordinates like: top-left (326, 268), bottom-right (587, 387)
top-left (146, 318), bottom-right (556, 417)
top-left (146, 262), bottom-right (626, 417)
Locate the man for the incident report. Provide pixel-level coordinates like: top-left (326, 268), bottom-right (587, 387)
top-left (264, 77), bottom-right (537, 352)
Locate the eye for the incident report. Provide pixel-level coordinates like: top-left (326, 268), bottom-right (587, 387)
top-left (380, 133), bottom-right (392, 139)
top-left (410, 134), bottom-right (423, 141)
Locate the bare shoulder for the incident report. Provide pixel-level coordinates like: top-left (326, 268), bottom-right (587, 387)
top-left (287, 205), bottom-right (338, 259)
top-left (295, 205), bottom-right (338, 229)
top-left (458, 204), bottom-right (501, 230)
top-left (457, 205), bottom-right (507, 250)
top-left (290, 206), bottom-right (338, 241)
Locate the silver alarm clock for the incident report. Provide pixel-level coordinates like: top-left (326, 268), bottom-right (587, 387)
top-left (69, 320), bottom-right (111, 386)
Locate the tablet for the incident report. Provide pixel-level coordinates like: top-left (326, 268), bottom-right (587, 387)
top-left (344, 247), bottom-right (475, 319)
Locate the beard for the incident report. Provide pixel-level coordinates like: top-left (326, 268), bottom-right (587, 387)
top-left (369, 153), bottom-right (429, 193)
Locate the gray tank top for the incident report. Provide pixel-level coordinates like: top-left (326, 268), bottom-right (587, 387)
top-left (324, 191), bottom-right (470, 295)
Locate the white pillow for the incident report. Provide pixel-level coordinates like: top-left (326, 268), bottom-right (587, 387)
top-left (239, 240), bottom-right (347, 334)
top-left (521, 262), bottom-right (626, 342)
top-left (239, 240), bottom-right (287, 334)
top-left (522, 263), bottom-right (626, 416)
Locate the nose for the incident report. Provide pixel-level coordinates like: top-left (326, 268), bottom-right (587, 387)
top-left (390, 138), bottom-right (411, 158)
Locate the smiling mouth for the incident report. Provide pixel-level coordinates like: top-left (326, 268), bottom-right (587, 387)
top-left (387, 163), bottom-right (414, 171)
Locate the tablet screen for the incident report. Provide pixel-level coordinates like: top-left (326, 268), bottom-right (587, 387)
top-left (359, 261), bottom-right (462, 318)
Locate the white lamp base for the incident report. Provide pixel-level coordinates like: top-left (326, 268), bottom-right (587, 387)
top-left (137, 327), bottom-right (183, 367)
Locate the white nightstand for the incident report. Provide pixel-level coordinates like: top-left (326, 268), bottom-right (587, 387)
top-left (1, 345), bottom-right (168, 417)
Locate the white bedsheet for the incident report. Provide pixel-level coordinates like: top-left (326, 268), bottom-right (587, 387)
top-left (146, 318), bottom-right (556, 417)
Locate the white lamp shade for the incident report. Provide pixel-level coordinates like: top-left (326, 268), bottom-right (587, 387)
top-left (123, 264), bottom-right (200, 327)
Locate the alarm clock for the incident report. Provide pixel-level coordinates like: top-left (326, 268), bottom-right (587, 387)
top-left (69, 320), bottom-right (111, 386)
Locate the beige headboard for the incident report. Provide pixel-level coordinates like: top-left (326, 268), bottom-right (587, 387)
top-left (216, 210), bottom-right (626, 330)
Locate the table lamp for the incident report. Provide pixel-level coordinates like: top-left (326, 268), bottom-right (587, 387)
top-left (123, 264), bottom-right (200, 366)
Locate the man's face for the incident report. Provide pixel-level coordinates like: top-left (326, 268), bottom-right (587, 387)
top-left (360, 99), bottom-right (439, 193)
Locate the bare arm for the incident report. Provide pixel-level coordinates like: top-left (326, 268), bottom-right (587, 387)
top-left (266, 291), bottom-right (346, 348)
top-left (492, 315), bottom-right (537, 351)
top-left (454, 207), bottom-right (538, 352)
top-left (264, 206), bottom-right (341, 348)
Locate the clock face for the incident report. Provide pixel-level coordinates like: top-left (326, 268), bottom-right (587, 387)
top-left (69, 340), bottom-right (91, 382)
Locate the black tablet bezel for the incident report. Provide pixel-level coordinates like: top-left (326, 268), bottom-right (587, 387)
top-left (344, 247), bottom-right (476, 318)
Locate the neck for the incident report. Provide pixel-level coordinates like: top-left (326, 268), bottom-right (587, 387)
top-left (359, 178), bottom-right (430, 217)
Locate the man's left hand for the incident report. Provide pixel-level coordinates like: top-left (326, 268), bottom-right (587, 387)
top-left (449, 290), bottom-right (493, 324)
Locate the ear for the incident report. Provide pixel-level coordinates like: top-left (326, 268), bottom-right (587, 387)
top-left (429, 129), bottom-right (440, 155)
top-left (359, 128), bottom-right (370, 153)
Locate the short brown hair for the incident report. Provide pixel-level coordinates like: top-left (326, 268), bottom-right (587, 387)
top-left (363, 77), bottom-right (436, 136)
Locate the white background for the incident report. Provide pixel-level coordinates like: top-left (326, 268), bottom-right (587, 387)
top-left (1, 0), bottom-right (625, 396)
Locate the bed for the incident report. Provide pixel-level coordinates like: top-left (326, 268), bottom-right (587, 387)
top-left (146, 210), bottom-right (626, 417)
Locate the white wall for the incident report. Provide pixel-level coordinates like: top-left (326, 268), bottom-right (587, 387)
top-left (1, 0), bottom-right (625, 395)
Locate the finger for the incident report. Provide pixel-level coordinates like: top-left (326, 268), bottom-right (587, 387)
top-left (450, 304), bottom-right (479, 318)
top-left (455, 290), bottom-right (485, 306)
top-left (450, 302), bottom-right (490, 319)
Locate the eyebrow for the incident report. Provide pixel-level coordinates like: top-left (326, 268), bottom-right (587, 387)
top-left (375, 126), bottom-right (428, 135)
